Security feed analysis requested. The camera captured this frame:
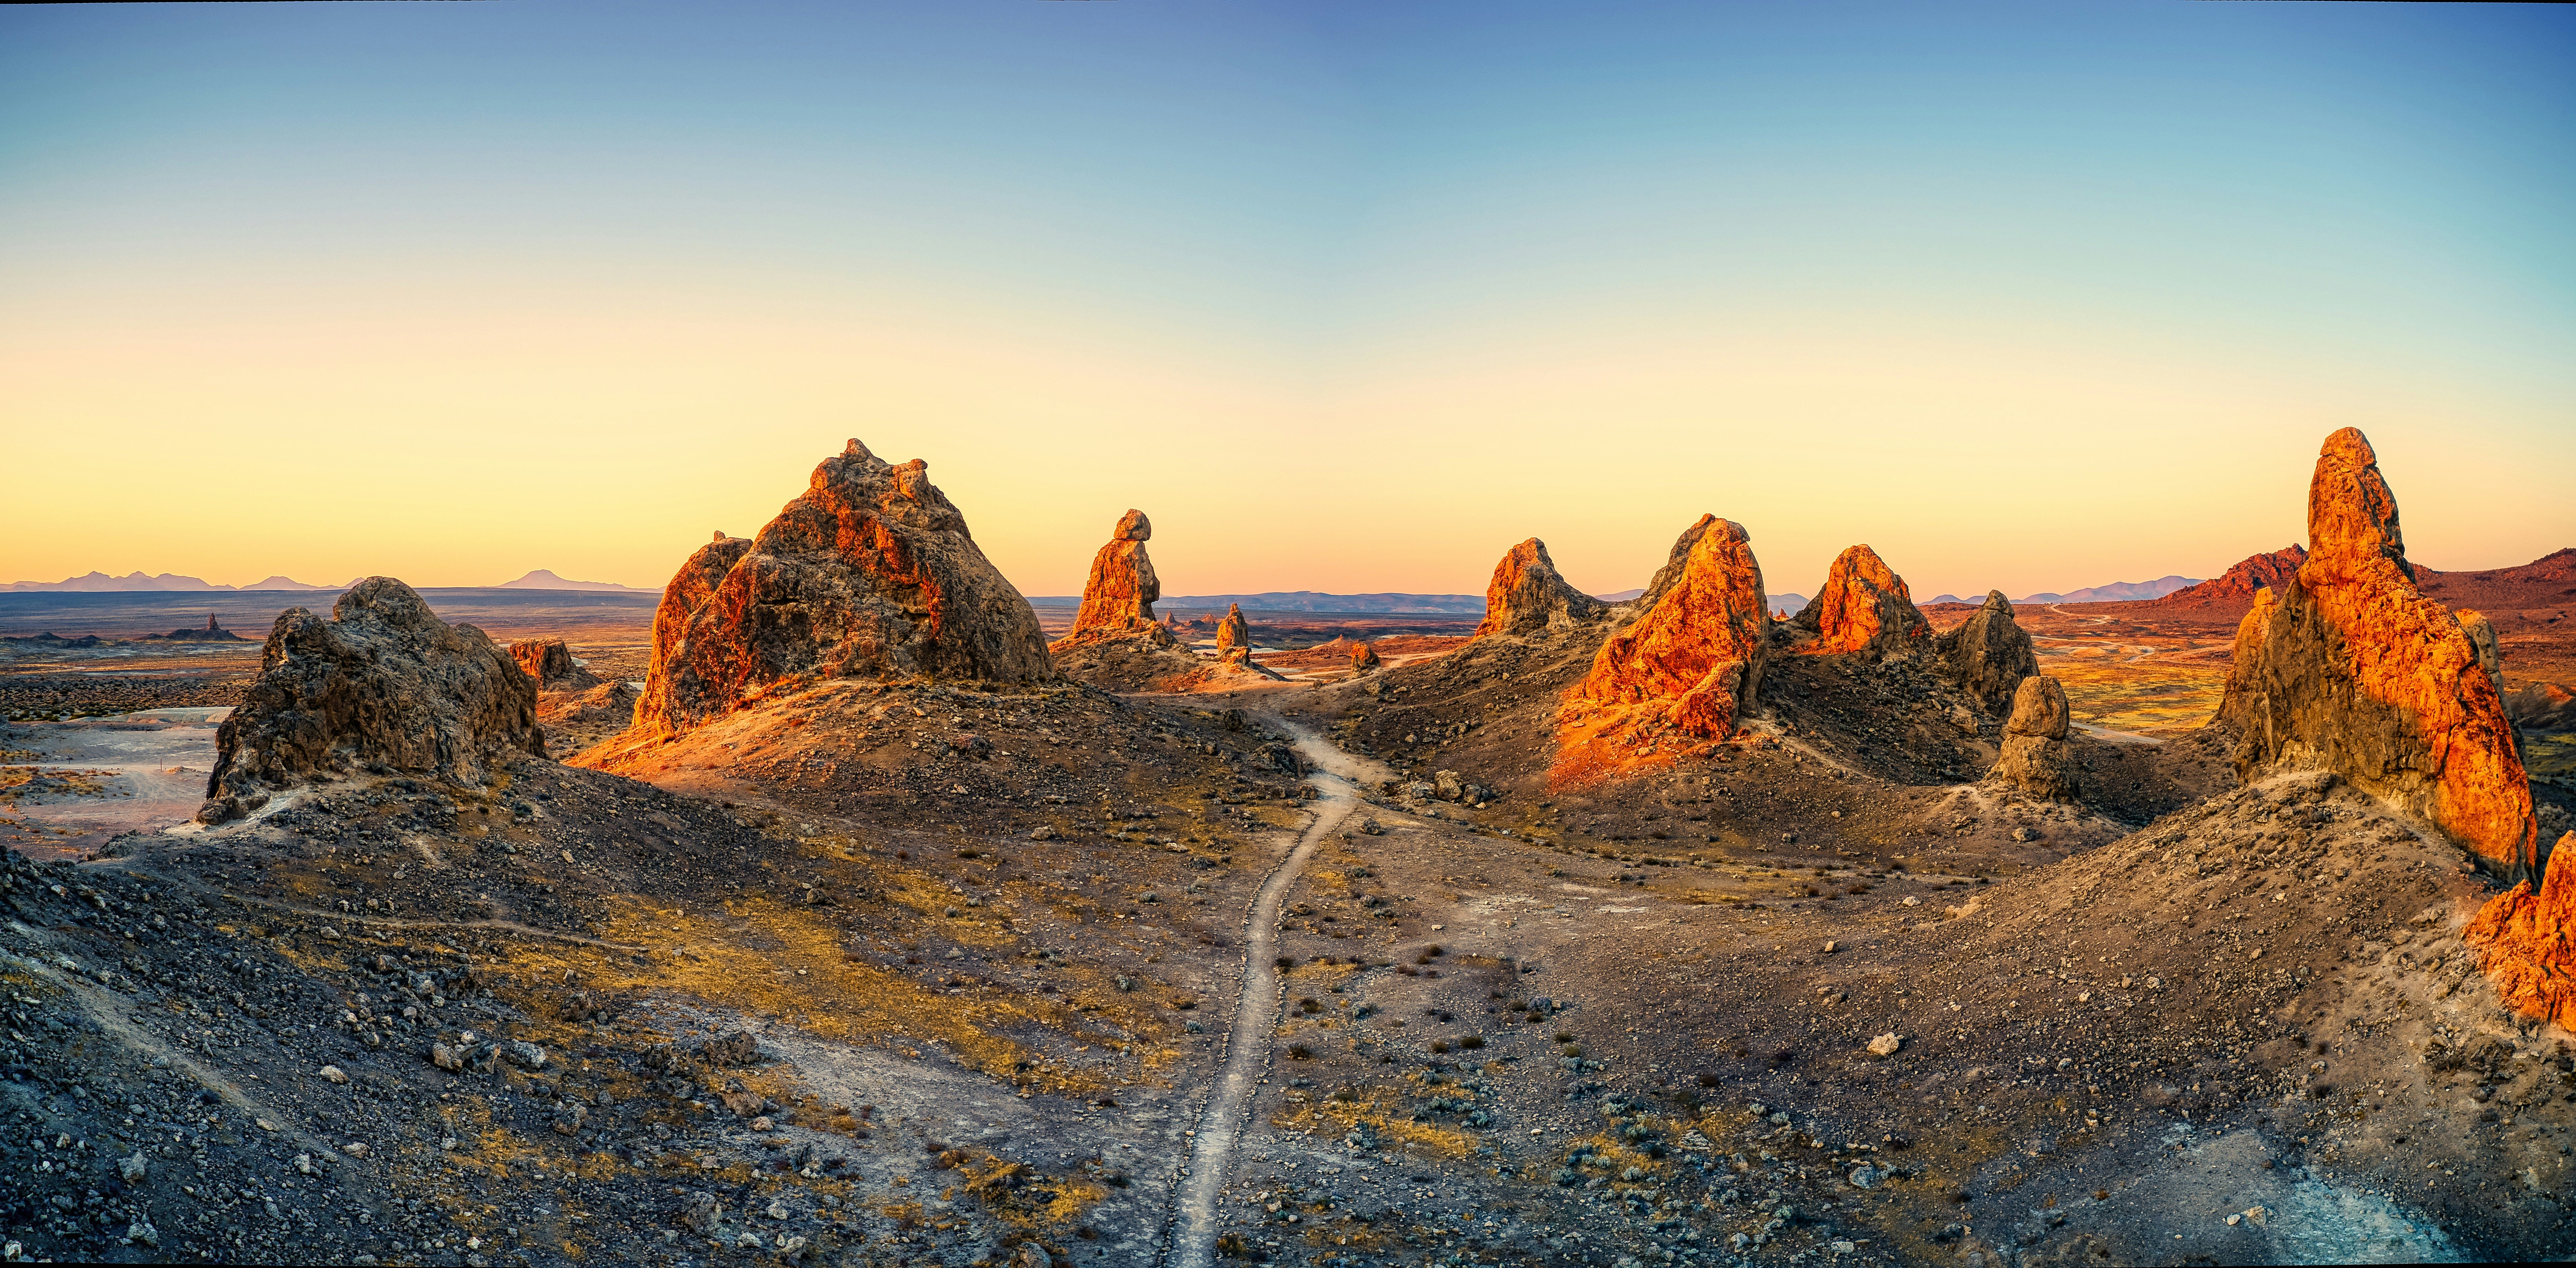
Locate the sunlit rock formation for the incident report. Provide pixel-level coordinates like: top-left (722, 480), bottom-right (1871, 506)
top-left (1937, 590), bottom-right (2039, 712)
top-left (202, 578), bottom-right (541, 822)
top-left (1553, 515), bottom-right (1770, 786)
top-left (633, 439), bottom-right (1054, 739)
top-left (1786, 544), bottom-right (1930, 659)
top-left (2468, 832), bottom-right (2576, 1030)
top-left (2218, 427), bottom-right (2537, 879)
top-left (1985, 675), bottom-right (2078, 801)
top-left (1051, 509), bottom-right (1175, 651)
top-left (1350, 640), bottom-right (1382, 674)
top-left (1215, 603), bottom-right (1252, 653)
top-left (1471, 538), bottom-right (1601, 638)
top-left (509, 638), bottom-right (600, 690)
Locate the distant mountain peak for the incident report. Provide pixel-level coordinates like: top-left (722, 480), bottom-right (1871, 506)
top-left (495, 570), bottom-right (654, 593)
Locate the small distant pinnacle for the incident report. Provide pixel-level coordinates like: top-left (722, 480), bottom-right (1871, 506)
top-left (713, 530), bottom-right (727, 543)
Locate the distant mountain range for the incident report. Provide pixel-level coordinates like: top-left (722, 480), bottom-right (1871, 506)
top-left (1924, 576), bottom-right (2202, 606)
top-left (3, 569), bottom-right (653, 594)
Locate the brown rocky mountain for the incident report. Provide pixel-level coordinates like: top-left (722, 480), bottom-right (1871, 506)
top-left (2219, 427), bottom-right (2537, 880)
top-left (1784, 543), bottom-right (1930, 659)
top-left (628, 439), bottom-right (1055, 740)
top-left (2150, 544), bottom-right (2307, 607)
top-left (202, 577), bottom-right (541, 821)
top-left (1469, 538), bottom-right (1602, 638)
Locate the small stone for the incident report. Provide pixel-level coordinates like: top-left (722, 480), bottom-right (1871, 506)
top-left (430, 1043), bottom-right (464, 1072)
top-left (1030, 825), bottom-right (1059, 841)
top-left (1867, 1033), bottom-right (1901, 1057)
top-left (1831, 1240), bottom-right (1857, 1253)
top-left (752, 1116), bottom-right (775, 1132)
top-left (118, 1151), bottom-right (147, 1182)
top-left (1822, 940), bottom-right (1839, 954)
top-left (767, 1200), bottom-right (790, 1219)
top-left (126, 1221), bottom-right (159, 1249)
top-left (343, 1141), bottom-right (371, 1158)
top-left (320, 1064), bottom-right (349, 1084)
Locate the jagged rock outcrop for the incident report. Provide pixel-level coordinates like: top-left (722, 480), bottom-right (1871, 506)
top-left (1471, 538), bottom-right (1601, 638)
top-left (509, 638), bottom-right (600, 690)
top-left (1786, 544), bottom-right (1930, 658)
top-left (2218, 428), bottom-right (2537, 880)
top-left (1350, 640), bottom-right (1381, 673)
top-left (2467, 832), bottom-right (2576, 1030)
top-left (1051, 509), bottom-right (1176, 650)
top-left (2456, 609), bottom-right (2505, 693)
top-left (2508, 683), bottom-right (2576, 732)
top-left (1985, 675), bottom-right (2078, 800)
top-left (633, 439), bottom-right (1054, 737)
top-left (1937, 590), bottom-right (2038, 711)
top-left (2151, 545), bottom-right (2308, 607)
top-left (1554, 516), bottom-right (1769, 784)
top-left (203, 578), bottom-right (541, 820)
top-left (1215, 603), bottom-right (1252, 653)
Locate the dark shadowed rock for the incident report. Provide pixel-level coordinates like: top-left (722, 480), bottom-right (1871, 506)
top-left (1937, 590), bottom-right (2038, 711)
top-left (2218, 428), bottom-right (2536, 880)
top-left (2508, 683), bottom-right (2576, 732)
top-left (1986, 675), bottom-right (2078, 801)
top-left (1471, 538), bottom-right (1602, 638)
top-left (203, 578), bottom-right (541, 816)
top-left (509, 638), bottom-right (600, 690)
top-left (633, 439), bottom-right (1055, 737)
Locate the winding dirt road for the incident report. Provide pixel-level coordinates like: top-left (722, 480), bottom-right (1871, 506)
top-left (1164, 716), bottom-right (1387, 1268)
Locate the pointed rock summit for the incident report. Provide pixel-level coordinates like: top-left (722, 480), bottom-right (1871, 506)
top-left (2218, 428), bottom-right (2536, 879)
top-left (1985, 675), bottom-right (2078, 801)
top-left (1936, 591), bottom-right (2039, 712)
top-left (203, 578), bottom-right (541, 821)
top-left (633, 439), bottom-right (1054, 737)
top-left (1472, 538), bottom-right (1601, 638)
top-left (1787, 544), bottom-right (1929, 658)
top-left (1555, 516), bottom-right (1770, 785)
top-left (1053, 509), bottom-right (1176, 650)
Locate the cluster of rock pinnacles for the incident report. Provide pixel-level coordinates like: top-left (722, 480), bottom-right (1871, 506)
top-left (195, 430), bottom-right (2558, 1029)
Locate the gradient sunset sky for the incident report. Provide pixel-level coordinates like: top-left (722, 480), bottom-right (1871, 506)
top-left (5, 1), bottom-right (2570, 602)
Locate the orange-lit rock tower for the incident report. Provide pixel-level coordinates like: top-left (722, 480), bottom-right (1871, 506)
top-left (1471, 538), bottom-right (1601, 638)
top-left (1350, 640), bottom-right (1382, 673)
top-left (1552, 515), bottom-right (1770, 786)
top-left (1786, 544), bottom-right (1930, 659)
top-left (633, 439), bottom-right (1054, 737)
top-left (1215, 603), bottom-right (1252, 653)
top-left (2217, 427), bottom-right (2537, 880)
top-left (1051, 509), bottom-right (1176, 651)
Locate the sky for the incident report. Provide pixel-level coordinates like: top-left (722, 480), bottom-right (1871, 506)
top-left (4, 1), bottom-right (2571, 602)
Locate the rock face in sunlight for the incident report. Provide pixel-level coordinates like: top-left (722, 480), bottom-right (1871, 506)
top-left (2218, 427), bottom-right (2536, 879)
top-left (1937, 590), bottom-right (2039, 712)
top-left (1986, 675), bottom-right (2078, 801)
top-left (1215, 603), bottom-right (1252, 653)
top-left (634, 438), bottom-right (1055, 737)
top-left (1786, 544), bottom-right (1930, 659)
top-left (2468, 832), bottom-right (2576, 1030)
top-left (1349, 640), bottom-right (1382, 673)
top-left (204, 578), bottom-right (540, 819)
top-left (1052, 508), bottom-right (1176, 651)
top-left (509, 638), bottom-right (600, 690)
top-left (1471, 538), bottom-right (1602, 639)
top-left (1553, 515), bottom-right (1770, 786)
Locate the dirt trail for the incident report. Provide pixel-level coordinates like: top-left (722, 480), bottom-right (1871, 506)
top-left (1165, 714), bottom-right (1387, 1268)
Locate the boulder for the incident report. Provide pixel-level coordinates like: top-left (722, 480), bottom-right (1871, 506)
top-left (1984, 675), bottom-right (2078, 801)
top-left (1554, 516), bottom-right (1770, 784)
top-left (2467, 832), bottom-right (2576, 1030)
top-left (204, 578), bottom-right (541, 813)
top-left (508, 638), bottom-right (600, 690)
top-left (1936, 591), bottom-right (2038, 711)
top-left (1786, 544), bottom-right (1930, 659)
top-left (633, 439), bottom-right (1055, 738)
top-left (1471, 538), bottom-right (1601, 638)
top-left (1215, 603), bottom-right (1252, 653)
top-left (1051, 509), bottom-right (1176, 650)
top-left (1349, 640), bottom-right (1382, 673)
top-left (2217, 428), bottom-right (2537, 880)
